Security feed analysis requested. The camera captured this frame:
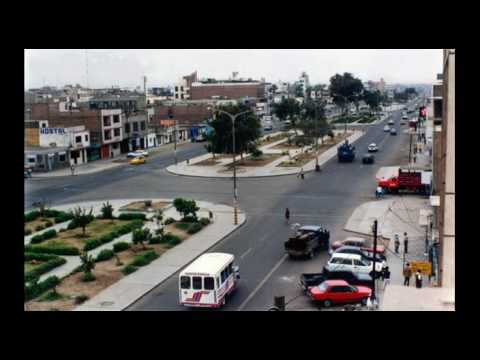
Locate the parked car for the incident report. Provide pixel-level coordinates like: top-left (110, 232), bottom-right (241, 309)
top-left (388, 119), bottom-right (395, 125)
top-left (362, 154), bottom-right (375, 164)
top-left (390, 128), bottom-right (397, 135)
top-left (127, 149), bottom-right (149, 158)
top-left (300, 270), bottom-right (373, 292)
top-left (367, 143), bottom-right (378, 152)
top-left (324, 253), bottom-right (383, 276)
top-left (402, 115), bottom-right (408, 120)
top-left (332, 246), bottom-right (387, 267)
top-left (383, 125), bottom-right (390, 132)
top-left (130, 156), bottom-right (146, 165)
top-left (330, 237), bottom-right (366, 253)
top-left (307, 280), bottom-right (372, 307)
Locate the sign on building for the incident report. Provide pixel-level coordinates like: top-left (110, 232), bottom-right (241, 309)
top-left (40, 128), bottom-right (66, 135)
top-left (409, 261), bottom-right (432, 276)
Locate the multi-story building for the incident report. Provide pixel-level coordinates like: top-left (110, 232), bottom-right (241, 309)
top-left (174, 72), bottom-right (198, 101)
top-left (298, 72), bottom-right (310, 96)
top-left (124, 112), bottom-right (158, 150)
top-left (88, 94), bottom-right (146, 114)
top-left (190, 79), bottom-right (266, 101)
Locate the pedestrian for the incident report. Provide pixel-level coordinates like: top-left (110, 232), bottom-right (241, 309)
top-left (376, 186), bottom-right (383, 199)
top-left (383, 266), bottom-right (391, 290)
top-left (413, 154), bottom-right (417, 163)
top-left (403, 232), bottom-right (409, 254)
top-left (415, 270), bottom-right (423, 288)
top-left (297, 167), bottom-right (304, 180)
top-left (209, 210), bottom-right (213, 223)
top-left (70, 164), bottom-right (75, 176)
top-left (186, 158), bottom-right (190, 165)
top-left (394, 233), bottom-right (400, 253)
top-left (285, 208), bottom-right (290, 224)
top-left (403, 263), bottom-right (412, 286)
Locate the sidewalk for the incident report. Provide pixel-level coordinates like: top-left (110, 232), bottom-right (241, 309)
top-left (167, 130), bottom-right (364, 178)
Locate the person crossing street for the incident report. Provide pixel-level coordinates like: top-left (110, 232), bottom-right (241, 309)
top-left (285, 208), bottom-right (290, 224)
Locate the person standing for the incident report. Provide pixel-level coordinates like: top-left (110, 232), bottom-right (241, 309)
top-left (415, 270), bottom-right (423, 288)
top-left (403, 232), bottom-right (409, 254)
top-left (394, 233), bottom-right (400, 253)
top-left (297, 167), bottom-right (304, 180)
top-left (70, 164), bottom-right (75, 176)
top-left (285, 208), bottom-right (290, 224)
top-left (403, 263), bottom-right (412, 286)
top-left (383, 266), bottom-right (391, 290)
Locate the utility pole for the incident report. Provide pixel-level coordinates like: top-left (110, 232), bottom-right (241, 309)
top-left (371, 219), bottom-right (378, 302)
top-left (315, 101), bottom-right (320, 171)
top-left (408, 130), bottom-right (413, 164)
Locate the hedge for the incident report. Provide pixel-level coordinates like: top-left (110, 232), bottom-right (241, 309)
top-left (175, 222), bottom-right (190, 231)
top-left (25, 244), bottom-right (80, 256)
top-left (199, 218), bottom-right (210, 226)
top-left (130, 250), bottom-right (158, 267)
top-left (25, 276), bottom-right (60, 302)
top-left (182, 215), bottom-right (197, 223)
top-left (187, 222), bottom-right (203, 234)
top-left (83, 239), bottom-right (102, 251)
top-left (149, 236), bottom-right (162, 244)
top-left (118, 213), bottom-right (146, 221)
top-left (164, 217), bottom-right (176, 225)
top-left (82, 220), bottom-right (143, 252)
top-left (163, 233), bottom-right (182, 245)
top-left (122, 264), bottom-right (138, 275)
top-left (30, 229), bottom-right (58, 244)
top-left (113, 242), bottom-right (130, 253)
top-left (25, 211), bottom-right (40, 223)
top-left (24, 256), bottom-right (66, 282)
top-left (95, 249), bottom-right (115, 262)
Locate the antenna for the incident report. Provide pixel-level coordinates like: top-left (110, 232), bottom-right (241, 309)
top-left (85, 49), bottom-right (89, 89)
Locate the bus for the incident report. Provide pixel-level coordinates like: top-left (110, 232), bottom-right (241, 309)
top-left (179, 252), bottom-right (240, 308)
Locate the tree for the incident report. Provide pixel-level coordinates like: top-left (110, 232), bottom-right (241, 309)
top-left (100, 201), bottom-right (114, 220)
top-left (210, 104), bottom-right (261, 160)
top-left (80, 252), bottom-right (96, 281)
top-left (155, 209), bottom-right (165, 237)
top-left (272, 98), bottom-right (300, 122)
top-left (72, 207), bottom-right (94, 237)
top-left (173, 198), bottom-right (200, 221)
top-left (329, 73), bottom-right (364, 116)
top-left (298, 100), bottom-right (330, 145)
top-left (363, 90), bottom-right (382, 115)
top-left (132, 228), bottom-right (150, 250)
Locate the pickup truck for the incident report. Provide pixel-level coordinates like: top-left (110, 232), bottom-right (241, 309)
top-left (300, 271), bottom-right (373, 292)
top-left (284, 225), bottom-right (330, 259)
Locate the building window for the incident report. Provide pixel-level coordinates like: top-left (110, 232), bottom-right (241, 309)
top-left (114, 128), bottom-right (121, 137)
top-left (133, 122), bottom-right (139, 132)
top-left (112, 143), bottom-right (119, 149)
top-left (104, 130), bottom-right (112, 140)
top-left (140, 121), bottom-right (146, 131)
top-left (59, 154), bottom-right (66, 162)
top-left (175, 86), bottom-right (179, 92)
top-left (113, 114), bottom-right (120, 123)
top-left (103, 116), bottom-right (111, 127)
top-left (75, 136), bottom-right (82, 143)
top-left (28, 157), bottom-right (36, 163)
top-left (125, 123), bottom-right (130, 133)
top-left (85, 134), bottom-right (89, 142)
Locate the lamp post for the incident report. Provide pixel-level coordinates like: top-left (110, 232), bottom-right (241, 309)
top-left (213, 107), bottom-right (251, 225)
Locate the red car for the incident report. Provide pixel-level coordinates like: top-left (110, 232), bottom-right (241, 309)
top-left (308, 280), bottom-right (372, 307)
top-left (330, 237), bottom-right (385, 255)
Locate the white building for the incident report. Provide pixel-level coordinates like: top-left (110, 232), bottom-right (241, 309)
top-left (298, 72), bottom-right (310, 96)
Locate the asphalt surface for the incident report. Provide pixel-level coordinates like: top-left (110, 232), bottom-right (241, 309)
top-left (24, 101), bottom-right (416, 311)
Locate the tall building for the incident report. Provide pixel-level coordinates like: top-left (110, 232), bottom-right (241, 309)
top-left (298, 72), bottom-right (310, 96)
top-left (174, 71), bottom-right (198, 101)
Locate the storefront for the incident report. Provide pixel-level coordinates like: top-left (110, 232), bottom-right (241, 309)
top-left (25, 147), bottom-right (70, 172)
top-left (87, 145), bottom-right (101, 162)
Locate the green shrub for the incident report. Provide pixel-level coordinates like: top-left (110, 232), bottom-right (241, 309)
top-left (199, 218), bottom-right (210, 226)
top-left (175, 222), bottom-right (191, 231)
top-left (45, 221), bottom-right (54, 227)
top-left (83, 239), bottom-right (102, 251)
top-left (187, 222), bottom-right (203, 234)
top-left (39, 290), bottom-right (64, 302)
top-left (131, 250), bottom-right (158, 267)
top-left (24, 228), bottom-right (32, 236)
top-left (100, 201), bottom-right (115, 219)
top-left (30, 234), bottom-right (45, 244)
top-left (24, 256), bottom-right (66, 283)
top-left (43, 209), bottom-right (61, 218)
top-left (24, 276), bottom-right (60, 302)
top-left (42, 229), bottom-right (57, 240)
top-left (182, 215), bottom-right (197, 223)
top-left (25, 211), bottom-right (41, 223)
top-left (164, 217), bottom-right (176, 225)
top-left (251, 148), bottom-right (263, 158)
top-left (149, 236), bottom-right (162, 244)
top-left (35, 224), bottom-right (45, 232)
top-left (99, 233), bottom-right (115, 244)
top-left (53, 212), bottom-right (73, 224)
top-left (74, 294), bottom-right (89, 304)
top-left (25, 245), bottom-right (80, 256)
top-left (162, 233), bottom-right (182, 245)
top-left (122, 264), bottom-right (138, 275)
top-left (81, 272), bottom-right (96, 282)
top-left (113, 242), bottom-right (130, 253)
top-left (95, 249), bottom-right (115, 262)
top-left (118, 213), bottom-right (146, 221)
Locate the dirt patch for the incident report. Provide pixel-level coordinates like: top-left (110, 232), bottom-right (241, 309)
top-left (164, 223), bottom-right (189, 240)
top-left (224, 154), bottom-right (282, 168)
top-left (40, 219), bottom-right (132, 250)
top-left (271, 143), bottom-right (303, 150)
top-left (25, 218), bottom-right (56, 233)
top-left (120, 201), bottom-right (170, 212)
top-left (259, 133), bottom-right (288, 146)
top-left (194, 158), bottom-right (221, 166)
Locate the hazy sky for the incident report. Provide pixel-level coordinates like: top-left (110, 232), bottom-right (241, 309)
top-left (25, 49), bottom-right (442, 89)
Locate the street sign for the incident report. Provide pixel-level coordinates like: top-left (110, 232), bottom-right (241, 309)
top-left (409, 261), bottom-right (432, 276)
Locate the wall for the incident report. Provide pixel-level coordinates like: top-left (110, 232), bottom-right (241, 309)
top-left (152, 104), bottom-right (212, 126)
top-left (190, 83), bottom-right (265, 101)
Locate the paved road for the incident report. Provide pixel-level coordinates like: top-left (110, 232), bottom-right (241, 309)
top-left (24, 101), bottom-right (414, 311)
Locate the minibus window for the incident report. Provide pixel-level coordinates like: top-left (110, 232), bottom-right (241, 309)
top-left (204, 277), bottom-right (214, 290)
top-left (228, 263), bottom-right (233, 275)
top-left (180, 276), bottom-right (191, 289)
top-left (221, 270), bottom-right (226, 283)
top-left (216, 277), bottom-right (220, 287)
top-left (192, 276), bottom-right (202, 290)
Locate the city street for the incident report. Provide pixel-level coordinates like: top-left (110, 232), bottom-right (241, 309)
top-left (25, 103), bottom-right (414, 311)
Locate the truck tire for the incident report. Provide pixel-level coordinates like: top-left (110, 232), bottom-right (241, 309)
top-left (323, 300), bottom-right (332, 308)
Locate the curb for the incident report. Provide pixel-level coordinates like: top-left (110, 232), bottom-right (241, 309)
top-left (123, 212), bottom-right (248, 311)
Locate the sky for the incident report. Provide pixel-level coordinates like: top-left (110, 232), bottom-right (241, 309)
top-left (25, 49), bottom-right (443, 90)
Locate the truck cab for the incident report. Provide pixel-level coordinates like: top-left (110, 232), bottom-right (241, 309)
top-left (284, 225), bottom-right (330, 259)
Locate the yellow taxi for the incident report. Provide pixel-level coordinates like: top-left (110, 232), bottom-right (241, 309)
top-left (130, 156), bottom-right (146, 165)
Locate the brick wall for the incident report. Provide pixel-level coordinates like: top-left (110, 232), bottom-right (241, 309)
top-left (151, 104), bottom-right (212, 126)
top-left (190, 83), bottom-right (265, 100)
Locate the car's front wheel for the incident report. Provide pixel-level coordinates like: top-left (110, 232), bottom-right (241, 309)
top-left (323, 300), bottom-right (332, 308)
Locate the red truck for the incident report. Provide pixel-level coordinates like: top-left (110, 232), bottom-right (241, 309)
top-left (378, 168), bottom-right (431, 195)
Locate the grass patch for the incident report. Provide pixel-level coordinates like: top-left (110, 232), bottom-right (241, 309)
top-left (119, 201), bottom-right (170, 212)
top-left (175, 222), bottom-right (191, 231)
top-left (24, 253), bottom-right (67, 282)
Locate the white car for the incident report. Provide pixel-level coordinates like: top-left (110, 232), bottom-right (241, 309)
top-left (388, 119), bottom-right (395, 125)
top-left (383, 125), bottom-right (390, 132)
top-left (368, 143), bottom-right (378, 152)
top-left (402, 115), bottom-right (408, 120)
top-left (127, 149), bottom-right (149, 158)
top-left (325, 253), bottom-right (383, 276)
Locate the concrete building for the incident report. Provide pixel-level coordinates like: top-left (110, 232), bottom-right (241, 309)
top-left (174, 71), bottom-right (198, 101)
top-left (190, 80), bottom-right (265, 101)
top-left (298, 72), bottom-right (310, 96)
top-left (88, 95), bottom-right (146, 113)
top-left (124, 112), bottom-right (158, 150)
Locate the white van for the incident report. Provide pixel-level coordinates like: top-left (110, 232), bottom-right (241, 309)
top-left (325, 253), bottom-right (383, 276)
top-left (179, 252), bottom-right (240, 308)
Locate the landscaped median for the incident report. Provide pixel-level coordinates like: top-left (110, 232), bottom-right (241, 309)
top-left (166, 130), bottom-right (364, 178)
top-left (24, 198), bottom-right (245, 311)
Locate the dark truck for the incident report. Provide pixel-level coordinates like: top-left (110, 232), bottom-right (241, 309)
top-left (284, 225), bottom-right (330, 259)
top-left (337, 140), bottom-right (355, 162)
top-left (300, 271), bottom-right (373, 292)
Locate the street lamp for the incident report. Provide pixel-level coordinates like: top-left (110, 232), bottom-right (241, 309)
top-left (211, 106), bottom-right (251, 225)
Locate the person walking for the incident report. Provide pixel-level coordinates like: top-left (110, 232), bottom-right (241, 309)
top-left (285, 208), bottom-right (290, 224)
top-left (415, 270), bottom-right (423, 289)
top-left (394, 233), bottom-right (400, 253)
top-left (70, 164), bottom-right (75, 176)
top-left (403, 263), bottom-right (412, 286)
top-left (383, 266), bottom-right (391, 290)
top-left (297, 167), bottom-right (304, 180)
top-left (403, 232), bottom-right (409, 254)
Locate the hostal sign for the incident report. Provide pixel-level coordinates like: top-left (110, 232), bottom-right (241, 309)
top-left (40, 128), bottom-right (66, 135)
